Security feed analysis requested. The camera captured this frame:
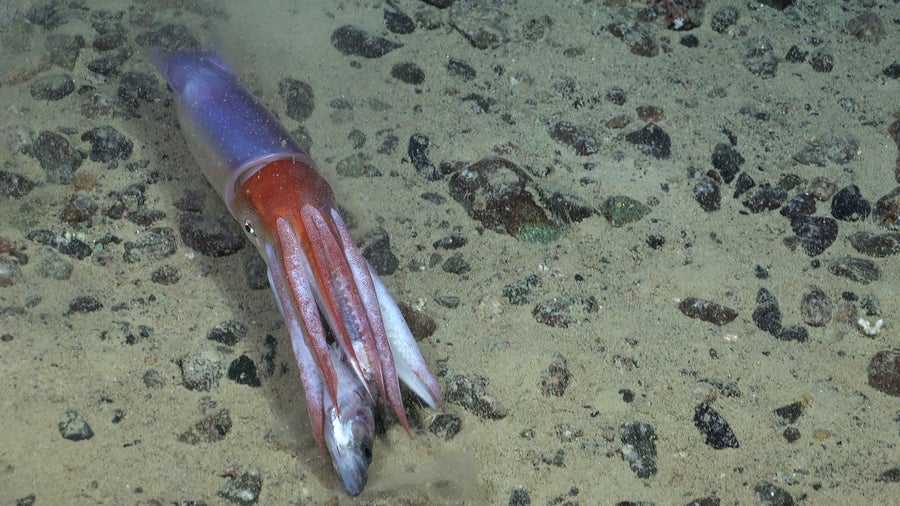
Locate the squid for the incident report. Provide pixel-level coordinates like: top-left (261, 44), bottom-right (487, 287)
top-left (149, 48), bottom-right (444, 495)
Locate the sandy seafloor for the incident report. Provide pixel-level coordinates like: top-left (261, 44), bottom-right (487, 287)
top-left (1, 0), bottom-right (898, 504)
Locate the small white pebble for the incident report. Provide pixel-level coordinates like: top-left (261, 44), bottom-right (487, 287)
top-left (857, 317), bottom-right (884, 336)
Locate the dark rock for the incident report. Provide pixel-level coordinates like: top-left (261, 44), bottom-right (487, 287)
top-left (692, 176), bottom-right (721, 212)
top-left (790, 215), bottom-right (838, 256)
top-left (711, 143), bottom-right (744, 183)
top-left (873, 187), bottom-right (900, 230)
top-left (878, 467), bottom-right (900, 483)
top-left (207, 320), bottom-right (247, 346)
top-left (135, 23), bottom-right (200, 52)
top-left (678, 297), bottom-right (738, 326)
top-left (447, 58), bottom-right (476, 81)
top-left (743, 184), bottom-right (788, 213)
top-left (693, 403), bottom-right (739, 449)
top-left (123, 227), bottom-right (177, 263)
top-left (540, 355), bottom-right (570, 397)
top-left (58, 410), bottom-right (94, 441)
top-left (179, 214), bottom-right (244, 257)
top-left (106, 183), bottom-right (146, 220)
top-left (444, 373), bottom-right (507, 419)
top-left (620, 421), bottom-right (658, 478)
top-left (532, 295), bottom-right (597, 328)
top-left (752, 288), bottom-right (782, 335)
top-left (29, 74), bottom-right (75, 101)
top-left (433, 235), bottom-right (467, 250)
top-left (785, 45), bottom-right (807, 63)
top-left (509, 488), bottom-right (531, 506)
top-left (753, 481), bottom-right (794, 506)
top-left (243, 255), bottom-right (268, 290)
top-left (710, 6), bottom-right (739, 33)
top-left (548, 121), bottom-right (598, 156)
top-left (539, 189), bottom-right (595, 224)
top-left (397, 302), bottom-right (437, 340)
top-left (774, 398), bottom-right (808, 424)
top-left (27, 229), bottom-right (92, 260)
top-left (228, 355), bottom-right (260, 387)
top-left (442, 252), bottom-right (470, 275)
top-left (733, 172), bottom-right (756, 198)
top-left (624, 123), bottom-right (671, 159)
top-left (87, 48), bottom-right (131, 76)
top-left (743, 36), bottom-right (778, 78)
top-left (449, 157), bottom-right (560, 242)
top-left (779, 192), bottom-right (816, 218)
top-left (607, 21), bottom-right (658, 57)
top-left (502, 274), bottom-right (541, 305)
top-left (827, 256), bottom-right (880, 284)
top-left (599, 195), bottom-right (651, 227)
top-left (30, 131), bottom-right (83, 184)
top-left (150, 264), bottom-right (180, 285)
top-left (848, 231), bottom-right (900, 257)
top-left (776, 324), bottom-right (808, 342)
top-left (81, 126), bottom-right (133, 163)
top-left (809, 50), bottom-right (834, 73)
top-left (800, 285), bottom-right (831, 327)
top-left (793, 132), bottom-right (859, 166)
top-left (428, 413), bottom-right (461, 441)
top-left (120, 71), bottom-right (161, 105)
top-left (884, 63), bottom-right (900, 80)
top-left (867, 349), bottom-right (900, 397)
top-left (831, 185), bottom-right (870, 221)
top-left (359, 226), bottom-right (399, 276)
top-left (384, 4), bottom-right (415, 34)
top-left (278, 78), bottom-right (314, 122)
top-left (330, 25), bottom-right (402, 58)
top-left (391, 62), bottom-right (425, 85)
top-left (61, 194), bottom-right (98, 223)
top-left (178, 408), bottom-right (231, 443)
top-left (408, 133), bottom-right (439, 180)
top-left (65, 295), bottom-right (103, 315)
top-left (0, 171), bottom-right (37, 198)
top-left (782, 426), bottom-right (801, 443)
top-left (93, 31), bottom-right (127, 51)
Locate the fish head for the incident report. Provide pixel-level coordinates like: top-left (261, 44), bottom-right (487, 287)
top-left (324, 393), bottom-right (375, 496)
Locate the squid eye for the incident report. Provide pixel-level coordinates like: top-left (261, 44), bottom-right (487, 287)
top-left (244, 220), bottom-right (256, 236)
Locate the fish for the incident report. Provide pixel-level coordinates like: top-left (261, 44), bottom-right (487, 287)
top-left (149, 47), bottom-right (443, 495)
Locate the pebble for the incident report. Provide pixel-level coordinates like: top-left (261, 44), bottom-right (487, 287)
top-left (65, 295), bottom-right (103, 315)
top-left (743, 184), bottom-right (788, 213)
top-left (46, 33), bottom-right (84, 70)
top-left (548, 120), bottom-right (598, 156)
top-left (773, 395), bottom-right (810, 424)
top-left (61, 194), bottom-right (98, 223)
top-left (867, 350), bottom-right (900, 397)
top-left (753, 481), bottom-right (793, 506)
top-left (620, 421), bottom-right (658, 478)
top-left (624, 123), bottom-right (671, 159)
top-left (607, 21), bottom-right (658, 57)
top-left (441, 252), bottom-right (470, 275)
top-left (218, 467), bottom-right (263, 505)
top-left (446, 58), bottom-right (476, 81)
top-left (752, 287), bottom-right (782, 335)
top-left (330, 25), bottom-right (403, 59)
top-left (799, 285), bottom-right (831, 327)
top-left (678, 297), bottom-right (738, 326)
top-left (278, 78), bottom-right (314, 122)
top-left (847, 231), bottom-right (900, 257)
top-left (448, 157), bottom-right (560, 242)
top-left (27, 229), bottom-right (92, 260)
top-left (58, 409), bottom-right (94, 441)
top-left (0, 171), bottom-right (36, 198)
top-left (178, 408), bottom-right (232, 444)
top-left (243, 255), bottom-right (268, 290)
top-left (81, 125), bottom-right (133, 163)
top-left (390, 62), bottom-right (425, 85)
top-left (30, 131), bottom-right (83, 184)
top-left (873, 187), bottom-right (900, 229)
top-left (789, 215), bottom-right (838, 256)
top-left (743, 36), bottom-right (778, 78)
top-left (599, 195), bottom-right (651, 227)
top-left (779, 192), bottom-right (816, 219)
top-left (207, 320), bottom-right (247, 346)
top-left (831, 184), bottom-right (870, 221)
top-left (693, 403), bottom-right (739, 449)
top-left (179, 351), bottom-right (224, 392)
top-left (502, 274), bottom-right (542, 305)
top-left (87, 48), bottom-right (131, 76)
top-left (397, 302), bottom-right (437, 340)
top-left (808, 176), bottom-right (838, 201)
top-left (123, 227), bottom-right (176, 263)
top-left (827, 256), bottom-right (881, 284)
top-left (428, 413), bottom-right (462, 441)
top-left (408, 133), bottom-right (440, 180)
top-left (150, 264), bottom-right (180, 285)
top-left (178, 214), bottom-right (245, 257)
top-left (793, 132), bottom-right (859, 166)
top-left (134, 23), bottom-right (200, 52)
top-left (540, 355), bottom-right (570, 397)
top-left (358, 226), bottom-right (399, 276)
top-left (532, 295), bottom-right (597, 328)
top-left (443, 373), bottom-right (508, 419)
top-left (710, 143), bottom-right (745, 183)
top-left (383, 4), bottom-right (415, 34)
top-left (228, 355), bottom-right (261, 387)
top-left (692, 176), bottom-right (721, 212)
top-left (29, 73), bottom-right (75, 100)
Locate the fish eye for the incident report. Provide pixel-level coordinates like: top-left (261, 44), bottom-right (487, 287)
top-left (244, 220), bottom-right (256, 236)
top-left (360, 441), bottom-right (373, 465)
